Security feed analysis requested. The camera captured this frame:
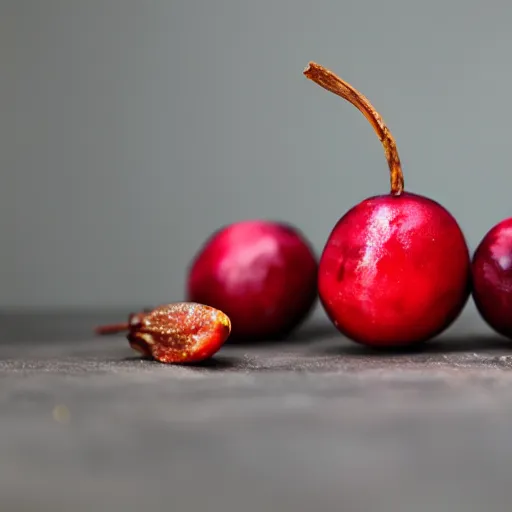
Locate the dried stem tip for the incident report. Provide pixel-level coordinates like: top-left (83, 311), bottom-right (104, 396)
top-left (303, 62), bottom-right (404, 196)
top-left (94, 322), bottom-right (130, 335)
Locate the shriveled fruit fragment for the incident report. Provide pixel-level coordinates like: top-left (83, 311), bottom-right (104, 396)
top-left (95, 302), bottom-right (231, 363)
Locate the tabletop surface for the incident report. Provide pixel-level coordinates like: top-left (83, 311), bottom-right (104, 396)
top-left (2, 309), bottom-right (512, 512)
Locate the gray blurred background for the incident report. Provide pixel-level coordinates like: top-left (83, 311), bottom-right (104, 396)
top-left (2, 0), bottom-right (511, 318)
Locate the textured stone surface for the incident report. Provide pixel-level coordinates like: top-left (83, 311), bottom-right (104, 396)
top-left (1, 310), bottom-right (512, 511)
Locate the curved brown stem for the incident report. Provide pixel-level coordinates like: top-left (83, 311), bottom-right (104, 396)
top-left (94, 322), bottom-right (130, 335)
top-left (303, 62), bottom-right (404, 196)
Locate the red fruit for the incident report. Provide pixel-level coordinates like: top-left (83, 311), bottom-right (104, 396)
top-left (304, 62), bottom-right (470, 347)
top-left (472, 218), bottom-right (512, 339)
top-left (186, 220), bottom-right (318, 340)
top-left (95, 302), bottom-right (231, 363)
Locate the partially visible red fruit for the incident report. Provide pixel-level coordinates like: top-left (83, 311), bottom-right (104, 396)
top-left (304, 61), bottom-right (471, 347)
top-left (186, 220), bottom-right (318, 341)
top-left (95, 302), bottom-right (231, 363)
top-left (472, 218), bottom-right (512, 339)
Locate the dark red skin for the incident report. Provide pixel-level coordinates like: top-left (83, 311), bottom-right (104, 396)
top-left (187, 220), bottom-right (318, 341)
top-left (319, 192), bottom-right (471, 347)
top-left (472, 218), bottom-right (512, 339)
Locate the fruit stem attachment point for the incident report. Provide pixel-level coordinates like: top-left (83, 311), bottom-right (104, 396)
top-left (94, 322), bottom-right (130, 335)
top-left (303, 62), bottom-right (404, 196)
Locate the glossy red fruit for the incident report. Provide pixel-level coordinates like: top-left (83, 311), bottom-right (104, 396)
top-left (304, 62), bottom-right (471, 347)
top-left (186, 220), bottom-right (318, 341)
top-left (472, 218), bottom-right (512, 339)
top-left (95, 302), bottom-right (231, 363)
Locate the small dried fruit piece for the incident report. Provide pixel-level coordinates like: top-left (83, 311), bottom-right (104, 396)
top-left (95, 302), bottom-right (231, 364)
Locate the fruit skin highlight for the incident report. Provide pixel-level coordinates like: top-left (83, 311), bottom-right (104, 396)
top-left (304, 61), bottom-right (471, 347)
top-left (186, 220), bottom-right (318, 341)
top-left (472, 218), bottom-right (512, 339)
